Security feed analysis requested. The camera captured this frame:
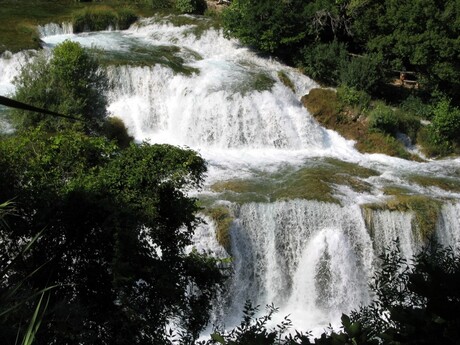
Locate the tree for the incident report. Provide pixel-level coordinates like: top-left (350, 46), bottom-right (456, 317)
top-left (12, 40), bottom-right (108, 134)
top-left (222, 0), bottom-right (308, 60)
top-left (298, 40), bottom-right (349, 86)
top-left (0, 129), bottom-right (225, 344)
top-left (351, 0), bottom-right (460, 98)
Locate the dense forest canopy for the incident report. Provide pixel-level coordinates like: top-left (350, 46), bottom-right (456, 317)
top-left (223, 0), bottom-right (460, 100)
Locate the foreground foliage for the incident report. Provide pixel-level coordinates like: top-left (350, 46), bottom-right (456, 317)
top-left (0, 129), bottom-right (224, 344)
top-left (204, 243), bottom-right (460, 345)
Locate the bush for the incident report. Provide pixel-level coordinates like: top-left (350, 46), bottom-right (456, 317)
top-left (103, 116), bottom-right (133, 148)
top-left (117, 8), bottom-right (139, 29)
top-left (175, 0), bottom-right (207, 14)
top-left (12, 40), bottom-right (108, 134)
top-left (395, 109), bottom-right (421, 142)
top-left (336, 85), bottom-right (371, 110)
top-left (368, 103), bottom-right (399, 135)
top-left (356, 132), bottom-right (410, 159)
top-left (417, 126), bottom-right (453, 157)
top-left (298, 40), bottom-right (348, 86)
top-left (431, 98), bottom-right (460, 143)
top-left (340, 55), bottom-right (382, 93)
top-left (400, 95), bottom-right (432, 120)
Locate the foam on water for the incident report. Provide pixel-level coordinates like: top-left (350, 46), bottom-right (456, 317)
top-left (3, 16), bottom-right (460, 336)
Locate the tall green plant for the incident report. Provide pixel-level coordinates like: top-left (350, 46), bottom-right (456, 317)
top-left (12, 41), bottom-right (108, 134)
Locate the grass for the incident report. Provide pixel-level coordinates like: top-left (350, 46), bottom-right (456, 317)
top-left (72, 6), bottom-right (139, 33)
top-left (407, 175), bottom-right (460, 193)
top-left (277, 71), bottom-right (295, 92)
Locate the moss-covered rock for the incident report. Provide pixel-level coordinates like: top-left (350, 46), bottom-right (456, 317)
top-left (203, 206), bottom-right (234, 253)
top-left (210, 158), bottom-right (377, 204)
top-left (362, 194), bottom-right (442, 241)
top-left (277, 71), bottom-right (295, 92)
top-left (302, 88), bottom-right (419, 160)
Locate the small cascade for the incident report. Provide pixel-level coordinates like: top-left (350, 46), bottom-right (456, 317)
top-left (107, 63), bottom-right (329, 150)
top-left (364, 208), bottom-right (419, 259)
top-left (37, 22), bottom-right (73, 37)
top-left (224, 200), bottom-right (373, 331)
top-left (436, 201), bottom-right (460, 255)
top-left (0, 50), bottom-right (36, 96)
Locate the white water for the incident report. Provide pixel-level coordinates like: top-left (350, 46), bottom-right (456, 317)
top-left (225, 200), bottom-right (374, 332)
top-left (2, 15), bottom-right (460, 335)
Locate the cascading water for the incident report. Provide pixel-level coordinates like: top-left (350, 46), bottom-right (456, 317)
top-left (225, 200), bottom-right (374, 332)
top-left (1, 15), bottom-right (460, 335)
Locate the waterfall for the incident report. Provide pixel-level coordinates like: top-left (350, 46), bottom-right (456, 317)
top-left (38, 22), bottom-right (73, 37)
top-left (365, 208), bottom-right (419, 259)
top-left (0, 50), bottom-right (36, 96)
top-left (223, 200), bottom-right (374, 332)
top-left (2, 15), bottom-right (460, 336)
top-left (107, 64), bottom-right (329, 150)
top-left (437, 201), bottom-right (460, 255)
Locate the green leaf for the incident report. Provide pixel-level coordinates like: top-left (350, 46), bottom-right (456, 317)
top-left (211, 332), bottom-right (226, 344)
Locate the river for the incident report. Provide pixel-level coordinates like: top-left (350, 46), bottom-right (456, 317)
top-left (1, 14), bottom-right (460, 335)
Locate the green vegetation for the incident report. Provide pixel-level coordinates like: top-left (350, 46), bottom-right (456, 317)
top-left (303, 86), bottom-right (460, 159)
top-left (210, 159), bottom-right (377, 204)
top-left (277, 71), bottom-right (295, 92)
top-left (11, 41), bottom-right (108, 134)
top-left (0, 130), bottom-right (224, 344)
top-left (72, 5), bottom-right (138, 32)
top-left (1, 38), bottom-right (224, 344)
top-left (0, 0), bottom-right (170, 53)
top-left (175, 0), bottom-right (207, 15)
top-left (302, 88), bottom-right (413, 159)
top-left (407, 174), bottom-right (460, 194)
top-left (222, 0), bottom-right (460, 159)
top-left (363, 194), bottom-right (442, 241)
top-left (97, 45), bottom-right (201, 75)
top-left (205, 244), bottom-right (460, 345)
top-left (204, 206), bottom-right (234, 253)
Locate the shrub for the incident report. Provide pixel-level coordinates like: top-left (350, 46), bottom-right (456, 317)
top-left (142, 0), bottom-right (174, 9)
top-left (298, 40), bottom-right (348, 86)
top-left (117, 8), bottom-right (139, 30)
top-left (400, 95), bottom-right (432, 120)
top-left (368, 103), bottom-right (399, 135)
top-left (431, 98), bottom-right (460, 143)
top-left (356, 132), bottom-right (410, 159)
top-left (175, 0), bottom-right (207, 14)
top-left (12, 40), bottom-right (108, 134)
top-left (417, 126), bottom-right (453, 157)
top-left (337, 84), bottom-right (371, 110)
top-left (340, 55), bottom-right (382, 93)
top-left (395, 109), bottom-right (421, 142)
